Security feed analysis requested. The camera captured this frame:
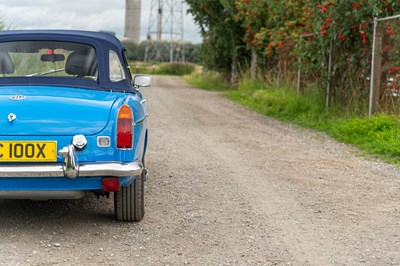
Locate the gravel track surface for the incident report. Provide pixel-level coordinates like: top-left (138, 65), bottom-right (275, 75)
top-left (1, 75), bottom-right (400, 265)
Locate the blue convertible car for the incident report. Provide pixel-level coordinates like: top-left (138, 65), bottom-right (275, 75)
top-left (0, 30), bottom-right (150, 222)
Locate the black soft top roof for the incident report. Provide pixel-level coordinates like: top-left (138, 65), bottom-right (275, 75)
top-left (0, 30), bottom-right (133, 91)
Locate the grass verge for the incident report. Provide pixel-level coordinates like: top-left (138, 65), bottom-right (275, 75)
top-left (188, 73), bottom-right (400, 165)
top-left (184, 71), bottom-right (234, 91)
top-left (129, 62), bottom-right (196, 76)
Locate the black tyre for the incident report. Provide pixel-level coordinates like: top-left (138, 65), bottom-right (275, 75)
top-left (114, 173), bottom-right (145, 222)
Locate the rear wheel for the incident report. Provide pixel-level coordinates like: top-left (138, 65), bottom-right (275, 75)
top-left (114, 173), bottom-right (145, 222)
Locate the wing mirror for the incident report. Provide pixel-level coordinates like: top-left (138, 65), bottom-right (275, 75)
top-left (133, 75), bottom-right (151, 88)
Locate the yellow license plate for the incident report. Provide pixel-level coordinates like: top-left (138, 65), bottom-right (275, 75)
top-left (0, 141), bottom-right (57, 162)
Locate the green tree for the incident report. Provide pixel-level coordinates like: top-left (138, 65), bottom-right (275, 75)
top-left (234, 0), bottom-right (400, 107)
top-left (186, 0), bottom-right (250, 83)
top-left (122, 41), bottom-right (146, 61)
top-left (187, 0), bottom-right (400, 108)
top-left (0, 17), bottom-right (5, 31)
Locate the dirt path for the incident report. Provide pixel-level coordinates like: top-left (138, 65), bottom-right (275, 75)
top-left (1, 75), bottom-right (400, 265)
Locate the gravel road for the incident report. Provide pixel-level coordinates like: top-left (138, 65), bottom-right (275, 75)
top-left (1, 75), bottom-right (400, 265)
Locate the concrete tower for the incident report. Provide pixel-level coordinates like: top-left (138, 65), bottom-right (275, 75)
top-left (125, 0), bottom-right (141, 43)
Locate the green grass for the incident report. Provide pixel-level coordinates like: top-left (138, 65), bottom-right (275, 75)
top-left (189, 75), bottom-right (400, 165)
top-left (129, 62), bottom-right (196, 76)
top-left (128, 62), bottom-right (156, 75)
top-left (224, 80), bottom-right (329, 129)
top-left (331, 115), bottom-right (400, 163)
top-left (184, 71), bottom-right (234, 91)
top-left (156, 63), bottom-right (196, 76)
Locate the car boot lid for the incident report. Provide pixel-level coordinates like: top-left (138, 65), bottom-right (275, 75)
top-left (0, 86), bottom-right (118, 136)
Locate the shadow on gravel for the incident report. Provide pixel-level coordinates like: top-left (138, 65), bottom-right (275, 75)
top-left (0, 194), bottom-right (117, 228)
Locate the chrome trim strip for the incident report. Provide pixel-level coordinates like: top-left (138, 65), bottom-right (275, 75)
top-left (0, 161), bottom-right (143, 178)
top-left (0, 190), bottom-right (87, 200)
top-left (79, 161), bottom-right (143, 177)
top-left (0, 143), bottom-right (143, 178)
top-left (0, 164), bottom-right (65, 177)
top-left (134, 115), bottom-right (148, 126)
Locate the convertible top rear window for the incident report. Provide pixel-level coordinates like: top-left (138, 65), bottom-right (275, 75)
top-left (0, 41), bottom-right (97, 80)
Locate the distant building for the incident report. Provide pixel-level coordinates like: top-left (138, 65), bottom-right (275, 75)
top-left (125, 0), bottom-right (141, 43)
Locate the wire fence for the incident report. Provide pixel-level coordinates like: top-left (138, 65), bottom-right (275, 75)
top-left (296, 14), bottom-right (400, 116)
top-left (369, 14), bottom-right (400, 116)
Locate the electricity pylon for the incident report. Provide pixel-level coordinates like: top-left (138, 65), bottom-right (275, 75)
top-left (144, 0), bottom-right (185, 62)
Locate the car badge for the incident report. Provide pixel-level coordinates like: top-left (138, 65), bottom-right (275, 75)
top-left (8, 113), bottom-right (17, 122)
top-left (9, 95), bottom-right (26, 100)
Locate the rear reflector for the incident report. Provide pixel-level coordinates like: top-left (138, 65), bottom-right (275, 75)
top-left (102, 177), bottom-right (121, 192)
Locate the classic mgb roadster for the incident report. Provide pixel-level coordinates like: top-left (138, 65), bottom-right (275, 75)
top-left (0, 30), bottom-right (150, 222)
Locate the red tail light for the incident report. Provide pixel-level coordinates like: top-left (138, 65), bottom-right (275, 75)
top-left (117, 105), bottom-right (133, 149)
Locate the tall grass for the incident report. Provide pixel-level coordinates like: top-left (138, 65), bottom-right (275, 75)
top-left (184, 71), bottom-right (234, 91)
top-left (129, 62), bottom-right (196, 76)
top-left (156, 63), bottom-right (196, 76)
top-left (221, 78), bottom-right (400, 165)
top-left (225, 79), bottom-right (328, 128)
top-left (332, 115), bottom-right (400, 163)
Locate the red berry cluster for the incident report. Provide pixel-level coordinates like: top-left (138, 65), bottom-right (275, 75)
top-left (234, 0), bottom-right (400, 60)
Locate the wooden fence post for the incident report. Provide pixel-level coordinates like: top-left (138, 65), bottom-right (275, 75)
top-left (372, 35), bottom-right (383, 114)
top-left (326, 40), bottom-right (333, 109)
top-left (251, 48), bottom-right (257, 81)
top-left (297, 36), bottom-right (302, 95)
top-left (369, 17), bottom-right (380, 117)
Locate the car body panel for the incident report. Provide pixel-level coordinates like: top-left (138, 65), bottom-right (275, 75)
top-left (0, 86), bottom-right (118, 136)
top-left (0, 176), bottom-right (135, 190)
top-left (0, 30), bottom-right (149, 199)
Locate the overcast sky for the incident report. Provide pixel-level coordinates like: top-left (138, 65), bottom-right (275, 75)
top-left (0, 0), bottom-right (202, 43)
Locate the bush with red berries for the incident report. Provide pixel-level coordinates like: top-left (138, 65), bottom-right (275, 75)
top-left (234, 0), bottom-right (400, 100)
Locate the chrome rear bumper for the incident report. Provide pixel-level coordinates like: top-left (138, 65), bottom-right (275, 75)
top-left (0, 190), bottom-right (87, 200)
top-left (0, 144), bottom-right (143, 179)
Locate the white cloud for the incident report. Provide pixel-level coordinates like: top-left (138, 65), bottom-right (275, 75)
top-left (0, 0), bottom-right (201, 43)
